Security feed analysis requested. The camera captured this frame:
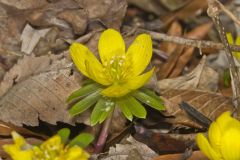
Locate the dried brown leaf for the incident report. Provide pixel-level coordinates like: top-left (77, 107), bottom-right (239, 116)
top-left (94, 136), bottom-right (157, 160)
top-left (127, 0), bottom-right (166, 16)
top-left (169, 22), bottom-right (213, 77)
top-left (162, 0), bottom-right (208, 21)
top-left (158, 56), bottom-right (219, 92)
top-left (57, 9), bottom-right (88, 35)
top-left (0, 55), bottom-right (52, 97)
top-left (0, 0), bottom-right (48, 9)
top-left (160, 21), bottom-right (182, 55)
top-left (158, 45), bottom-right (184, 79)
top-left (0, 54), bottom-right (88, 126)
top-left (21, 24), bottom-right (51, 54)
top-left (161, 89), bottom-right (233, 128)
top-left (83, 0), bottom-right (127, 29)
top-left (153, 151), bottom-right (208, 160)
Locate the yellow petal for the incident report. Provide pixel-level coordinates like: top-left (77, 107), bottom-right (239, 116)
top-left (125, 68), bottom-right (154, 90)
top-left (196, 133), bottom-right (222, 160)
top-left (221, 128), bottom-right (240, 160)
top-left (98, 29), bottom-right (125, 64)
top-left (208, 122), bottom-right (221, 152)
top-left (126, 34), bottom-right (152, 76)
top-left (236, 36), bottom-right (240, 45)
top-left (101, 68), bottom-right (154, 97)
top-left (215, 111), bottom-right (240, 132)
top-left (233, 36), bottom-right (240, 60)
top-left (70, 43), bottom-right (110, 85)
top-left (226, 32), bottom-right (234, 44)
top-left (12, 131), bottom-right (26, 147)
top-left (101, 84), bottom-right (130, 97)
top-left (3, 145), bottom-right (33, 160)
top-left (64, 146), bottom-right (89, 160)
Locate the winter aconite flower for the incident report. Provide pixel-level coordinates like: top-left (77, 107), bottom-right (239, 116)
top-left (68, 29), bottom-right (164, 125)
top-left (70, 29), bottom-right (153, 97)
top-left (3, 129), bottom-right (91, 160)
top-left (196, 111), bottom-right (240, 160)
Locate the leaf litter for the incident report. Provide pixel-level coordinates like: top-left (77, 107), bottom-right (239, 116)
top-left (0, 0), bottom-right (239, 159)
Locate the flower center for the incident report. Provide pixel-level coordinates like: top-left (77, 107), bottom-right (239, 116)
top-left (103, 54), bottom-right (128, 83)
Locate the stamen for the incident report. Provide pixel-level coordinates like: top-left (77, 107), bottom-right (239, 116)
top-left (104, 54), bottom-right (128, 82)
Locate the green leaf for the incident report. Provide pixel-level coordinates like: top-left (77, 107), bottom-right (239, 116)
top-left (121, 96), bottom-right (146, 119)
top-left (116, 99), bottom-right (133, 121)
top-left (223, 69), bottom-right (231, 87)
top-left (69, 133), bottom-right (94, 148)
top-left (98, 103), bottom-right (114, 124)
top-left (132, 90), bottom-right (164, 111)
top-left (141, 88), bottom-right (160, 100)
top-left (67, 83), bottom-right (102, 103)
top-left (57, 128), bottom-right (70, 144)
top-left (69, 90), bottom-right (101, 116)
top-left (90, 98), bottom-right (108, 126)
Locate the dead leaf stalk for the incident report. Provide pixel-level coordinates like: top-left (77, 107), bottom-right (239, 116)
top-left (214, 0), bottom-right (240, 27)
top-left (207, 0), bottom-right (240, 118)
top-left (123, 26), bottom-right (240, 52)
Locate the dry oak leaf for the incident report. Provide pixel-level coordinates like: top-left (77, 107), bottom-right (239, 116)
top-left (158, 56), bottom-right (219, 92)
top-left (0, 54), bottom-right (88, 126)
top-left (93, 136), bottom-right (157, 160)
top-left (161, 89), bottom-right (234, 128)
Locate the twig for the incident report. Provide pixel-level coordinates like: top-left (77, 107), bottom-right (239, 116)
top-left (215, 0), bottom-right (240, 27)
top-left (153, 49), bottom-right (168, 61)
top-left (94, 110), bottom-right (114, 153)
top-left (207, 0), bottom-right (240, 118)
top-left (123, 26), bottom-right (240, 52)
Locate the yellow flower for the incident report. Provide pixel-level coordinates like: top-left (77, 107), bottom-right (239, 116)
top-left (70, 29), bottom-right (154, 97)
top-left (33, 135), bottom-right (89, 160)
top-left (226, 32), bottom-right (240, 61)
top-left (196, 111), bottom-right (240, 160)
top-left (4, 133), bottom-right (90, 160)
top-left (33, 135), bottom-right (64, 160)
top-left (59, 145), bottom-right (89, 160)
top-left (3, 131), bottom-right (33, 160)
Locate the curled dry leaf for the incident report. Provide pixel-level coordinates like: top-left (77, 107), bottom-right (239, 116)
top-left (57, 9), bottom-right (88, 35)
top-left (161, 89), bottom-right (233, 128)
top-left (158, 57), bottom-right (232, 128)
top-left (93, 136), bottom-right (157, 160)
top-left (168, 22), bottom-right (213, 77)
top-left (82, 0), bottom-right (127, 29)
top-left (158, 56), bottom-right (219, 92)
top-left (153, 151), bottom-right (208, 160)
top-left (127, 0), bottom-right (166, 16)
top-left (161, 0), bottom-right (208, 22)
top-left (0, 0), bottom-right (127, 62)
top-left (158, 22), bottom-right (213, 79)
top-left (21, 24), bottom-right (51, 55)
top-left (0, 55), bottom-right (52, 97)
top-left (160, 21), bottom-right (182, 56)
top-left (0, 54), bottom-right (90, 126)
top-left (0, 0), bottom-right (48, 9)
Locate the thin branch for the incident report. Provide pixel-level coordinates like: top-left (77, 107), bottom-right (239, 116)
top-left (215, 0), bottom-right (240, 27)
top-left (207, 0), bottom-right (240, 118)
top-left (123, 26), bottom-right (240, 52)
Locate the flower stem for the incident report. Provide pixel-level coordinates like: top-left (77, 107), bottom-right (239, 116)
top-left (94, 110), bottom-right (114, 153)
